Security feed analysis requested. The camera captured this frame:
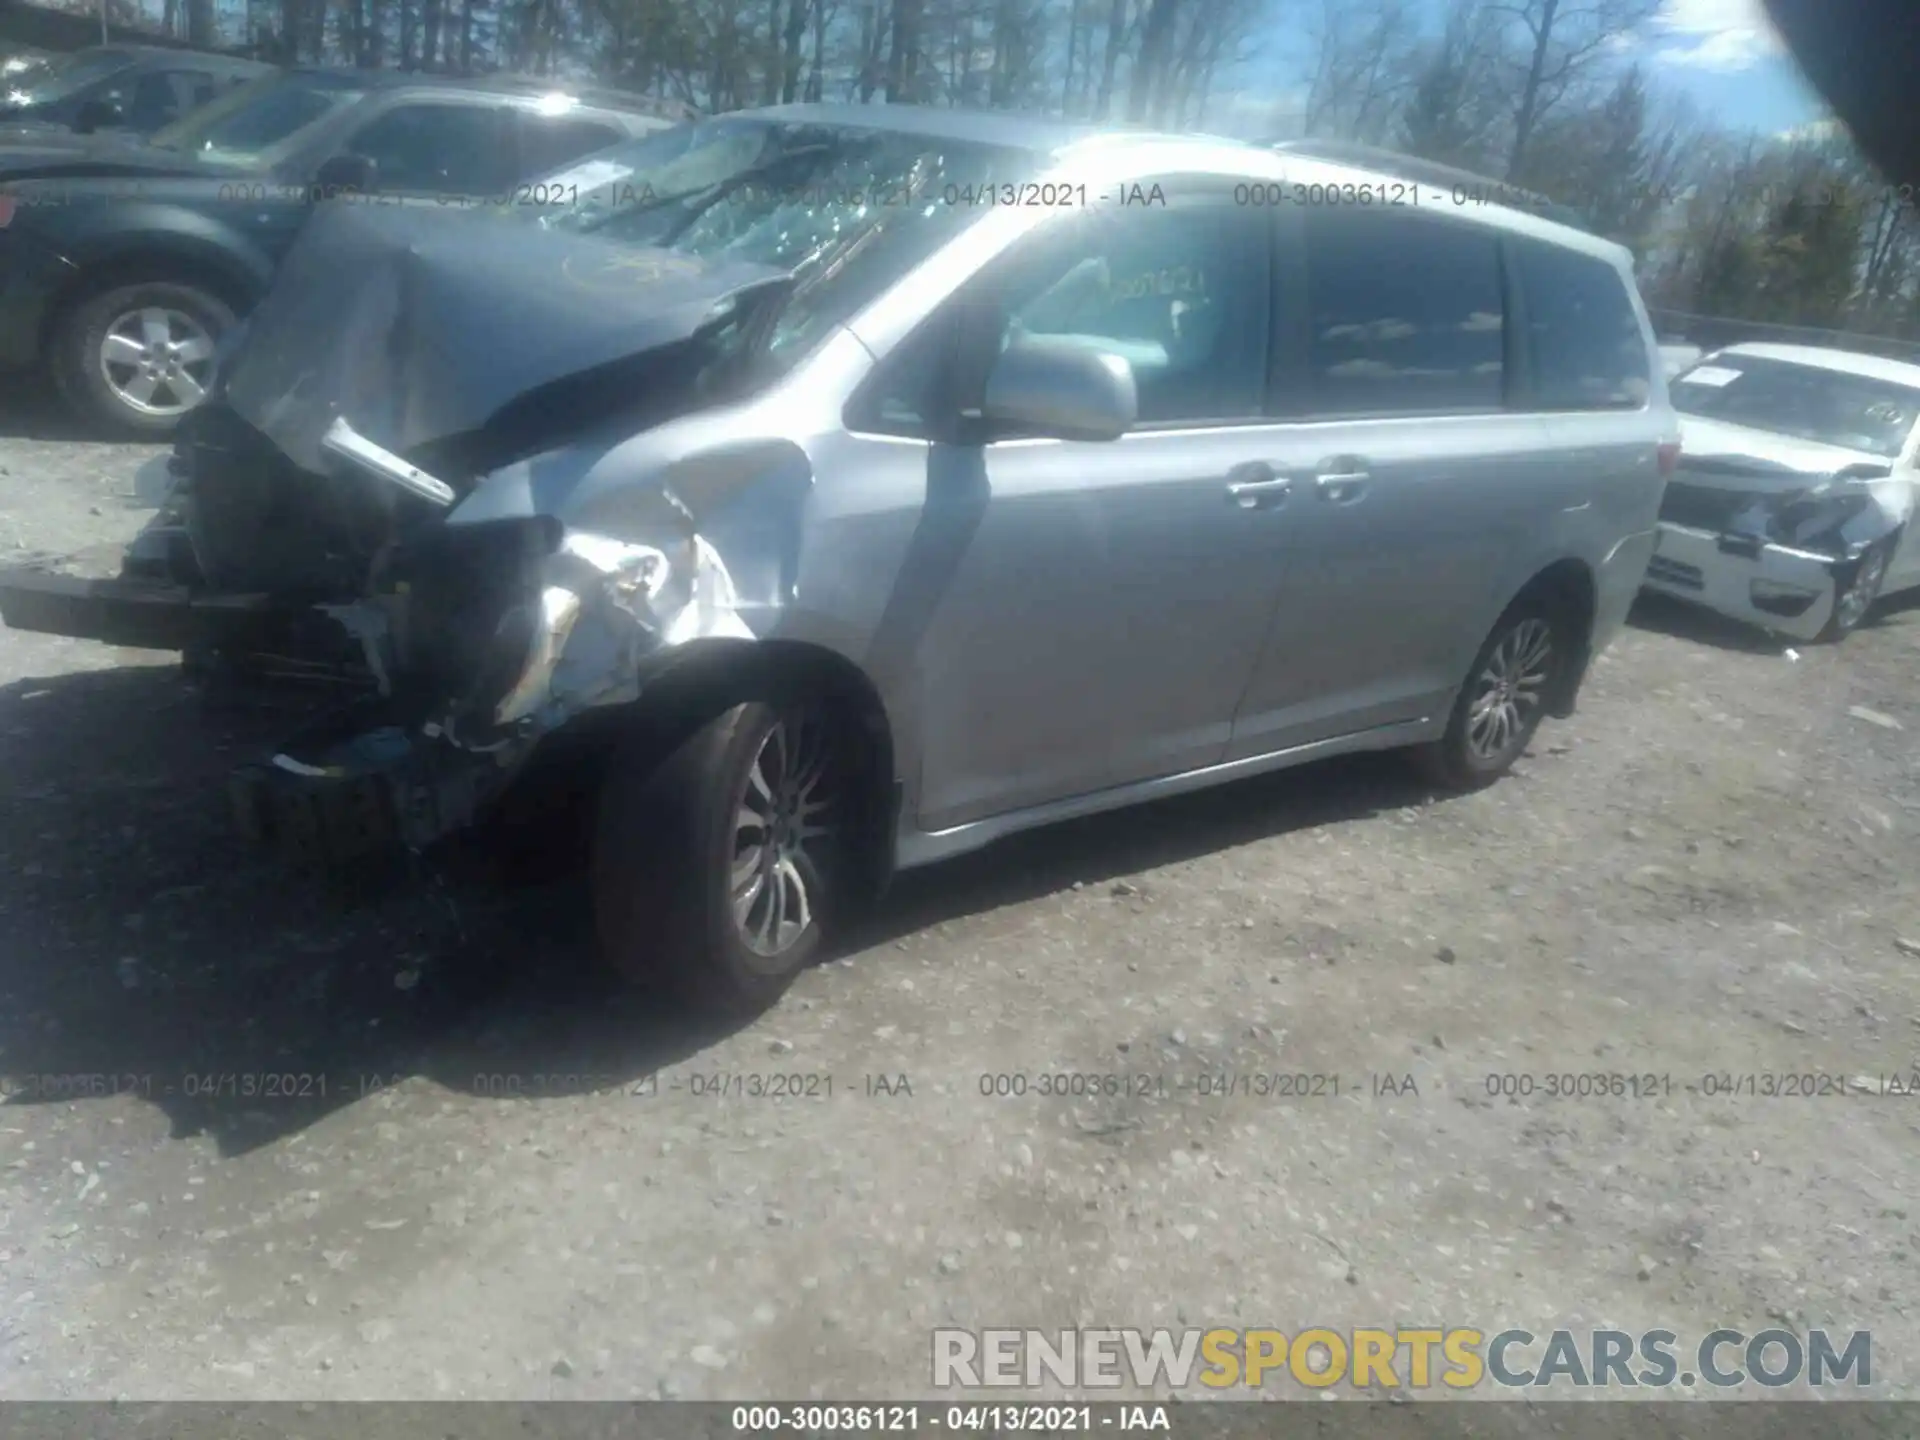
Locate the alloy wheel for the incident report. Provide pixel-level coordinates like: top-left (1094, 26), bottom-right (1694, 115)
top-left (730, 712), bottom-right (838, 964)
top-left (1466, 616), bottom-right (1553, 764)
top-left (1834, 546), bottom-right (1888, 633)
top-left (99, 306), bottom-right (217, 418)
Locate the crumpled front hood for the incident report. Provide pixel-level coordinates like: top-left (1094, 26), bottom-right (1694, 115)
top-left (1675, 414), bottom-right (1889, 492)
top-left (219, 200), bottom-right (795, 481)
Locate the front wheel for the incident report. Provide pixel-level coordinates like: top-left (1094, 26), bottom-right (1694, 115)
top-left (1818, 538), bottom-right (1893, 642)
top-left (51, 281), bottom-right (234, 437)
top-left (592, 698), bottom-right (853, 1017)
top-left (1414, 599), bottom-right (1565, 791)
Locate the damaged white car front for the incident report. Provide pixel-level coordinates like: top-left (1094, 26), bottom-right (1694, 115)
top-left (1645, 353), bottom-right (1920, 642)
top-left (1645, 446), bottom-right (1910, 642)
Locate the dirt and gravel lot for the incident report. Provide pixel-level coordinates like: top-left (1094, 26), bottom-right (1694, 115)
top-left (1, 382), bottom-right (1918, 1406)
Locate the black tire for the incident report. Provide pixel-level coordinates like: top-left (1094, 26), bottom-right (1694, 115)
top-left (1414, 593), bottom-right (1568, 791)
top-left (1817, 536), bottom-right (1894, 643)
top-left (51, 280), bottom-right (235, 438)
top-left (592, 697), bottom-right (854, 1017)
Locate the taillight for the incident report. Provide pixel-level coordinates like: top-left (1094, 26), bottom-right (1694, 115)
top-left (1657, 440), bottom-right (1681, 477)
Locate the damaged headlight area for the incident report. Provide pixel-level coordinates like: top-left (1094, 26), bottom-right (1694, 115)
top-left (1661, 464), bottom-right (1896, 564)
top-left (298, 419), bottom-right (757, 753)
top-left (233, 505), bottom-right (760, 869)
top-left (1750, 486), bottom-right (1880, 558)
top-left (324, 506), bottom-right (754, 753)
top-left (477, 525), bottom-right (752, 735)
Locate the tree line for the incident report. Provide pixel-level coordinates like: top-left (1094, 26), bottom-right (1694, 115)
top-left (45, 0), bottom-right (1920, 342)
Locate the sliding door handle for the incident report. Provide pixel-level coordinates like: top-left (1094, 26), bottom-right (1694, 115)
top-left (1314, 470), bottom-right (1370, 502)
top-left (1226, 468), bottom-right (1293, 509)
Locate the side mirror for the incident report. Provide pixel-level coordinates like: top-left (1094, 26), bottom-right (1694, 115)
top-left (981, 336), bottom-right (1138, 443)
top-left (73, 97), bottom-right (123, 134)
top-left (313, 152), bottom-right (377, 199)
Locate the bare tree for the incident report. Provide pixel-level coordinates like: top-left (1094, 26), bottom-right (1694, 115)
top-left (1302, 0), bottom-right (1419, 143)
top-left (186, 0), bottom-right (216, 44)
top-left (1125, 0), bottom-right (1178, 121)
top-left (885, 0), bottom-right (925, 99)
top-left (1094, 0), bottom-right (1130, 118)
top-left (1492, 0), bottom-right (1663, 180)
top-left (1398, 0), bottom-right (1504, 169)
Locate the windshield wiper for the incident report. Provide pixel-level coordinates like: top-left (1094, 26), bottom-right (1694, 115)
top-left (576, 143), bottom-right (835, 239)
top-left (744, 153), bottom-right (950, 360)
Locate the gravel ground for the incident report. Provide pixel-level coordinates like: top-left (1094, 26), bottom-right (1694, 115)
top-left (2, 384), bottom-right (1919, 1405)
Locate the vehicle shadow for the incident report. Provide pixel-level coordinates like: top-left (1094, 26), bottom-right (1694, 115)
top-left (1626, 590), bottom-right (1799, 655)
top-left (850, 749), bottom-right (1435, 951)
top-left (0, 376), bottom-right (97, 442)
top-left (0, 661), bottom-right (733, 1157)
top-left (0, 660), bottom-right (1436, 1157)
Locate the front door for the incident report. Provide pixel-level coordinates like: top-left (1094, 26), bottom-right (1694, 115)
top-left (834, 189), bottom-right (1293, 831)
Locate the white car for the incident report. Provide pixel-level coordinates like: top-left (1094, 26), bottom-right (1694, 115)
top-left (1658, 343), bottom-right (1702, 379)
top-left (1644, 342), bottom-right (1920, 641)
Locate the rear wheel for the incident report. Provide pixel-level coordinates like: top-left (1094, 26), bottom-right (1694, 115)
top-left (1415, 597), bottom-right (1565, 791)
top-left (1818, 537), bottom-right (1893, 642)
top-left (51, 281), bottom-right (233, 437)
top-left (592, 697), bottom-right (853, 1017)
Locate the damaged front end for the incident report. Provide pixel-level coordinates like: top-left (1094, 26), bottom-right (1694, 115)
top-left (219, 422), bottom-right (759, 869)
top-left (1644, 449), bottom-right (1909, 641)
top-left (0, 200), bottom-right (793, 868)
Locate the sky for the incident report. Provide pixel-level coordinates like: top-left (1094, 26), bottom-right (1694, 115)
top-left (1228, 0), bottom-right (1833, 143)
top-left (1635, 0), bottom-right (1828, 136)
top-left (25, 0), bottom-right (1837, 141)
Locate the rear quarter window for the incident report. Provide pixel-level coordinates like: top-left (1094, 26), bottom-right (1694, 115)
top-left (516, 112), bottom-right (628, 176)
top-left (1301, 207), bottom-right (1507, 418)
top-left (1514, 239), bottom-right (1651, 411)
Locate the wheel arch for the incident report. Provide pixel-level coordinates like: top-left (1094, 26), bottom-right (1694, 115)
top-left (1497, 557), bottom-right (1598, 718)
top-left (606, 636), bottom-right (902, 895)
top-left (39, 240), bottom-right (266, 357)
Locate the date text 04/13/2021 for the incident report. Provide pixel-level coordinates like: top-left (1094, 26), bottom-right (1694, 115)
top-left (728, 1405), bottom-right (1172, 1432)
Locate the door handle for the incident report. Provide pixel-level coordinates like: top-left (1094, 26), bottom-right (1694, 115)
top-left (1314, 470), bottom-right (1370, 502)
top-left (1227, 476), bottom-right (1293, 509)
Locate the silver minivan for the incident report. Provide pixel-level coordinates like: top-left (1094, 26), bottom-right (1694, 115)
top-left (0, 105), bottom-right (1679, 1014)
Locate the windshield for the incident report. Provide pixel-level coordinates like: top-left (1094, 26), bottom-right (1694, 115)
top-left (0, 48), bottom-right (134, 111)
top-left (147, 70), bottom-right (361, 162)
top-left (1672, 353), bottom-right (1920, 459)
top-left (534, 116), bottom-right (1039, 368)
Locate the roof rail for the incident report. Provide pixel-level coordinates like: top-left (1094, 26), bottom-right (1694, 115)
top-left (1268, 138), bottom-right (1589, 229)
top-left (281, 66), bottom-right (698, 120)
top-left (467, 72), bottom-right (701, 119)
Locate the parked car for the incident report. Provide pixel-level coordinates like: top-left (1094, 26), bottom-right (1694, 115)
top-left (1658, 342), bottom-right (1703, 378)
top-left (0, 67), bottom-right (688, 434)
top-left (1644, 342), bottom-right (1920, 641)
top-left (0, 103), bottom-right (1677, 1016)
top-left (0, 44), bottom-right (268, 140)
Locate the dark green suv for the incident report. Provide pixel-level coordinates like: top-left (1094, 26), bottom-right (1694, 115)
top-left (0, 66), bottom-right (688, 433)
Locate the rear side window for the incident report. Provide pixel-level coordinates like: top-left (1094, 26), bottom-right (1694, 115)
top-left (516, 112), bottom-right (627, 177)
top-left (344, 102), bottom-right (515, 195)
top-left (1302, 208), bottom-right (1505, 417)
top-left (125, 69), bottom-right (209, 129)
top-left (1514, 239), bottom-right (1651, 410)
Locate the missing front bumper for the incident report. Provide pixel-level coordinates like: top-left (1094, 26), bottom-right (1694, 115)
top-left (0, 567), bottom-right (293, 652)
top-left (1641, 523), bottom-right (1839, 641)
top-left (230, 706), bottom-right (525, 869)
